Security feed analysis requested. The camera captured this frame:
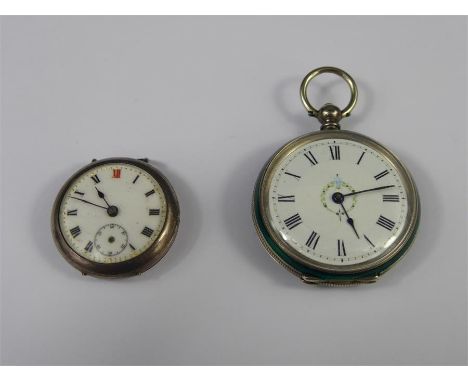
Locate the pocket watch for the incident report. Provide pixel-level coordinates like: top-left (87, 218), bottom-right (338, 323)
top-left (252, 67), bottom-right (420, 285)
top-left (51, 157), bottom-right (179, 278)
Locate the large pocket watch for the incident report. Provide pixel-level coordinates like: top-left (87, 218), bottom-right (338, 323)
top-left (51, 157), bottom-right (179, 278)
top-left (252, 67), bottom-right (420, 285)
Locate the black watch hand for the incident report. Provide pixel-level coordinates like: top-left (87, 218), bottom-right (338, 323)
top-left (342, 185), bottom-right (395, 197)
top-left (340, 202), bottom-right (360, 239)
top-left (70, 196), bottom-right (107, 210)
top-left (95, 186), bottom-right (111, 207)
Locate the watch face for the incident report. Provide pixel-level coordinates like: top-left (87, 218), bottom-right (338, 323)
top-left (261, 134), bottom-right (416, 272)
top-left (58, 161), bottom-right (167, 264)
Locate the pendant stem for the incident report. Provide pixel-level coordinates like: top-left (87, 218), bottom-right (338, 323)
top-left (316, 103), bottom-right (342, 130)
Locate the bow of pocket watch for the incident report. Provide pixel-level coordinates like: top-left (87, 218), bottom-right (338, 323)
top-left (252, 67), bottom-right (420, 285)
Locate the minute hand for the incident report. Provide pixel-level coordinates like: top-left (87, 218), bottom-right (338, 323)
top-left (342, 185), bottom-right (395, 197)
top-left (70, 196), bottom-right (107, 210)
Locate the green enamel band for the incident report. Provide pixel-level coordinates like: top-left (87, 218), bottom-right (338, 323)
top-left (253, 166), bottom-right (420, 283)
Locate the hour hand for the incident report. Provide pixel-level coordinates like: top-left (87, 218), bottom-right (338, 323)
top-left (340, 202), bottom-right (360, 239)
top-left (95, 186), bottom-right (111, 207)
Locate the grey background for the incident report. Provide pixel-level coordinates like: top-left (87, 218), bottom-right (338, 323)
top-left (1, 17), bottom-right (467, 365)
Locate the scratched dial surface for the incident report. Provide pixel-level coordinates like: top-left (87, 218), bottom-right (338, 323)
top-left (267, 138), bottom-right (409, 266)
top-left (58, 162), bottom-right (167, 263)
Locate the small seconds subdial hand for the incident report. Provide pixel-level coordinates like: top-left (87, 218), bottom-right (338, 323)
top-left (342, 185), bottom-right (395, 197)
top-left (69, 196), bottom-right (107, 210)
top-left (340, 202), bottom-right (360, 239)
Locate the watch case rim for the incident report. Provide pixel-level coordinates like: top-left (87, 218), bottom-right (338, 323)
top-left (51, 157), bottom-right (180, 278)
top-left (254, 130), bottom-right (420, 276)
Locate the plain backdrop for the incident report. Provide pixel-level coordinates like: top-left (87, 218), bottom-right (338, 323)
top-left (1, 16), bottom-right (467, 365)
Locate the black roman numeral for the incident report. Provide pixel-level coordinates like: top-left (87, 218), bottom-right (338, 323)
top-left (278, 195), bottom-right (295, 202)
top-left (305, 231), bottom-right (320, 249)
top-left (383, 194), bottom-right (400, 202)
top-left (284, 171), bottom-right (301, 180)
top-left (145, 189), bottom-right (155, 197)
top-left (283, 213), bottom-right (302, 230)
top-left (337, 239), bottom-right (346, 256)
top-left (70, 226), bottom-right (81, 238)
top-left (304, 151), bottom-right (318, 165)
top-left (149, 209), bottom-right (160, 215)
top-left (374, 170), bottom-right (389, 180)
top-left (329, 145), bottom-right (340, 160)
top-left (376, 215), bottom-right (395, 231)
top-left (84, 241), bottom-right (93, 252)
top-left (74, 191), bottom-right (85, 196)
top-left (132, 175), bottom-right (140, 184)
top-left (67, 209), bottom-right (78, 216)
top-left (141, 226), bottom-right (154, 237)
top-left (91, 174), bottom-right (100, 184)
top-left (356, 151), bottom-right (365, 165)
top-left (129, 243), bottom-right (136, 251)
top-left (363, 234), bottom-right (375, 247)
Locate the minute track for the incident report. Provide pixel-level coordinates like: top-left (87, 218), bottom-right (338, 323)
top-left (266, 137), bottom-right (409, 268)
top-left (253, 67), bottom-right (419, 284)
top-left (56, 160), bottom-right (171, 269)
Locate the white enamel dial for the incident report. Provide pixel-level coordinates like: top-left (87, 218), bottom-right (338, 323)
top-left (59, 162), bottom-right (167, 263)
top-left (267, 138), bottom-right (408, 266)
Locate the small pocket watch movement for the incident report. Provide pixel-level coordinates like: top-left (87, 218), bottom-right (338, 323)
top-left (51, 157), bottom-right (179, 278)
top-left (252, 67), bottom-right (420, 285)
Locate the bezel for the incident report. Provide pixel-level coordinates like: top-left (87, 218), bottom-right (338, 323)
top-left (51, 157), bottom-right (180, 278)
top-left (253, 130), bottom-right (420, 281)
